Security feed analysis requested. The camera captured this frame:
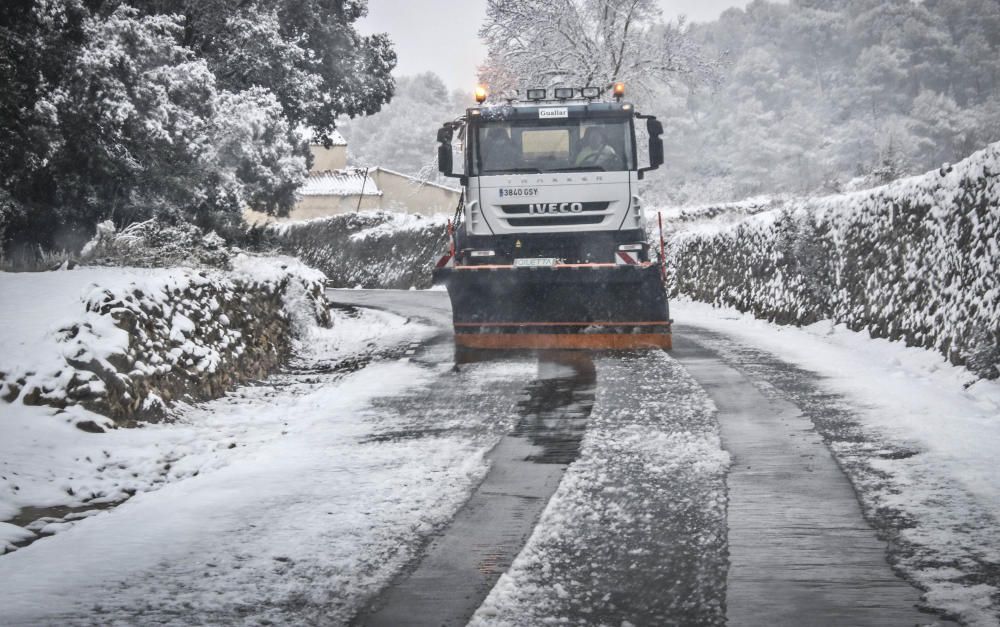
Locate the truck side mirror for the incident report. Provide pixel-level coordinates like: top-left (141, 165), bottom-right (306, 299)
top-left (438, 143), bottom-right (453, 175)
top-left (437, 125), bottom-right (456, 177)
top-left (649, 136), bottom-right (664, 169)
top-left (639, 117), bottom-right (664, 178)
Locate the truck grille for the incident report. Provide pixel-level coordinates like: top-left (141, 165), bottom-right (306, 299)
top-left (499, 201), bottom-right (609, 215)
top-left (506, 215), bottom-right (605, 227)
top-left (499, 201), bottom-right (610, 227)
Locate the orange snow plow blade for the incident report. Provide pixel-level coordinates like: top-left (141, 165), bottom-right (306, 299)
top-left (434, 263), bottom-right (672, 351)
top-left (454, 328), bottom-right (672, 350)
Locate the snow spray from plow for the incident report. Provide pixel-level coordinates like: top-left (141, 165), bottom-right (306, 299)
top-left (431, 82), bottom-right (672, 350)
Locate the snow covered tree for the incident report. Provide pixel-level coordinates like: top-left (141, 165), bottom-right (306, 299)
top-left (645, 0), bottom-right (1000, 204)
top-left (0, 0), bottom-right (90, 229)
top-left (0, 0), bottom-right (395, 258)
top-left (208, 88), bottom-right (307, 222)
top-left (909, 90), bottom-right (969, 166)
top-left (478, 0), bottom-right (720, 97)
top-left (120, 0), bottom-right (397, 146)
top-left (25, 7), bottom-right (305, 234)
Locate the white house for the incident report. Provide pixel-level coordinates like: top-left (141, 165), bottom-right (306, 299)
top-left (247, 131), bottom-right (460, 223)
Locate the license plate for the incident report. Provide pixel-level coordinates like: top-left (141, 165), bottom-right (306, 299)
top-left (514, 257), bottom-right (558, 268)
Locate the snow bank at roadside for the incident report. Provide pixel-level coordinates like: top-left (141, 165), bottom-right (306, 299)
top-left (0, 306), bottom-right (428, 551)
top-left (0, 310), bottom-right (495, 626)
top-left (662, 142), bottom-right (1000, 380)
top-left (258, 210), bottom-right (448, 289)
top-left (674, 299), bottom-right (1000, 625)
top-left (0, 255), bottom-right (329, 422)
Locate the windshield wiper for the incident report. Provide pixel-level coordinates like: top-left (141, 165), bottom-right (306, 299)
top-left (483, 167), bottom-right (542, 174)
top-left (548, 166), bottom-right (607, 172)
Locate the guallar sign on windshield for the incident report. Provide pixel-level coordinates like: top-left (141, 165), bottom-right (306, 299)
top-left (538, 107), bottom-right (568, 118)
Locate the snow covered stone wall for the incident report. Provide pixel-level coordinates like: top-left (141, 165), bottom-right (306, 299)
top-left (258, 211), bottom-right (448, 289)
top-left (665, 142), bottom-right (1000, 379)
top-left (0, 256), bottom-right (330, 423)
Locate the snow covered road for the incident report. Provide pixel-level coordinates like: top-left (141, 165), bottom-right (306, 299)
top-left (329, 290), bottom-right (992, 626)
top-left (2, 288), bottom-right (996, 625)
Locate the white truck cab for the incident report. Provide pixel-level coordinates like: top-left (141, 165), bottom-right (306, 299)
top-left (437, 85), bottom-right (664, 264)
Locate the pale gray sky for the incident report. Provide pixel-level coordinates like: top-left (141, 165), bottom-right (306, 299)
top-left (359, 0), bottom-right (765, 91)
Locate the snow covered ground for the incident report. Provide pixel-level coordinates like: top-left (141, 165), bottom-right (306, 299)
top-left (0, 267), bottom-right (164, 414)
top-left (673, 299), bottom-right (1000, 626)
top-left (0, 304), bottom-right (502, 624)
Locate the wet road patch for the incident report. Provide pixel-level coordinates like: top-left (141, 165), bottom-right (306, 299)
top-left (360, 350), bottom-right (597, 626)
top-left (674, 327), bottom-right (957, 625)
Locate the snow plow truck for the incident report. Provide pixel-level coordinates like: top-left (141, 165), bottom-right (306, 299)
top-left (432, 83), bottom-right (671, 350)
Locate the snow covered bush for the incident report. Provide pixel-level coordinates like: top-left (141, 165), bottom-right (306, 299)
top-left (258, 211), bottom-right (449, 289)
top-left (0, 257), bottom-right (330, 422)
top-left (81, 219), bottom-right (237, 270)
top-left (665, 142), bottom-right (1000, 379)
top-left (657, 197), bottom-right (777, 230)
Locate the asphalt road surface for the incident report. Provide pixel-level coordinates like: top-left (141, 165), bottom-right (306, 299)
top-left (328, 289), bottom-right (947, 627)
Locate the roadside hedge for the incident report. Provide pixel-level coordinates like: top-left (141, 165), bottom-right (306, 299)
top-left (258, 211), bottom-right (448, 290)
top-left (666, 142), bottom-right (1000, 379)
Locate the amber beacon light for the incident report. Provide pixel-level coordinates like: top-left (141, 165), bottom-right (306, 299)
top-left (474, 86), bottom-right (488, 103)
top-left (613, 82), bottom-right (625, 100)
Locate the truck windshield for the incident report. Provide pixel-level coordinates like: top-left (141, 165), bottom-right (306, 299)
top-left (472, 118), bottom-right (634, 175)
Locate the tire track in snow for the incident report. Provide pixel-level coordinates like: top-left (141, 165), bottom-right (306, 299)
top-left (674, 328), bottom-right (953, 626)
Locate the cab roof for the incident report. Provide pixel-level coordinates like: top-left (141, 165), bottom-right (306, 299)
top-left (467, 101), bottom-right (635, 122)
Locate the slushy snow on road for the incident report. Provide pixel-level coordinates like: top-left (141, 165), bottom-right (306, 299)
top-left (0, 286), bottom-right (494, 624)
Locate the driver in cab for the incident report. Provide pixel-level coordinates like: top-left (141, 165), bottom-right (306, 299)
top-left (575, 127), bottom-right (618, 168)
top-left (482, 127), bottom-right (518, 171)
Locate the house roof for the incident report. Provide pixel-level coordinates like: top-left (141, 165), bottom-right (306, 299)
top-left (371, 167), bottom-right (461, 193)
top-left (299, 168), bottom-right (381, 197)
top-left (326, 129), bottom-right (348, 146)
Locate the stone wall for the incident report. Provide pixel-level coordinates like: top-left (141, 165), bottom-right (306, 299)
top-left (0, 257), bottom-right (331, 423)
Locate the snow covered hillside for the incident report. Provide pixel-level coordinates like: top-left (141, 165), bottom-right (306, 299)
top-left (664, 142), bottom-right (1000, 380)
top-left (0, 256), bottom-right (329, 422)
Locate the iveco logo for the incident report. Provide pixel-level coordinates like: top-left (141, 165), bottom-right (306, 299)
top-left (528, 202), bottom-right (584, 214)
